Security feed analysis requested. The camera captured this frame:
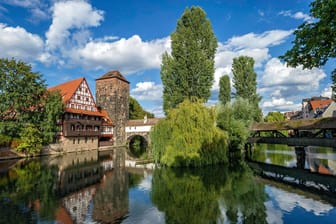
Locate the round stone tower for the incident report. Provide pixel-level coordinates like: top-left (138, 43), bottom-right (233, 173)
top-left (96, 71), bottom-right (130, 146)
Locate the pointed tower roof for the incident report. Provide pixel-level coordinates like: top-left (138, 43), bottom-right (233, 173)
top-left (96, 70), bottom-right (129, 83)
top-left (48, 77), bottom-right (85, 103)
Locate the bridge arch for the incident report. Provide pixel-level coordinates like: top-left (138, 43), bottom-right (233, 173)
top-left (126, 133), bottom-right (150, 158)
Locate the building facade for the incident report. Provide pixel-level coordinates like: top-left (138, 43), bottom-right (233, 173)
top-left (49, 77), bottom-right (113, 152)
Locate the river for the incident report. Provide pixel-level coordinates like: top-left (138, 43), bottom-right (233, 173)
top-left (0, 147), bottom-right (335, 224)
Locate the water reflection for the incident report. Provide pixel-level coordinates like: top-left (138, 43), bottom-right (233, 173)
top-left (0, 150), bottom-right (335, 223)
top-left (151, 162), bottom-right (267, 224)
top-left (252, 144), bottom-right (336, 175)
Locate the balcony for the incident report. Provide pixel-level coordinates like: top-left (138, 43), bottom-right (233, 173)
top-left (63, 130), bottom-right (101, 137)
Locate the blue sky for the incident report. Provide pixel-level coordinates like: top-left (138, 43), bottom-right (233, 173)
top-left (0, 0), bottom-right (333, 117)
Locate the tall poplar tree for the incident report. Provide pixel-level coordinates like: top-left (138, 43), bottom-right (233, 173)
top-left (232, 56), bottom-right (262, 121)
top-left (161, 6), bottom-right (217, 114)
top-left (218, 75), bottom-right (231, 104)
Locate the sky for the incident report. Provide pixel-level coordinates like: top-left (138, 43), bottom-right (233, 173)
top-left (0, 0), bottom-right (333, 117)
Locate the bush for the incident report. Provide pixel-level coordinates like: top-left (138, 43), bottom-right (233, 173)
top-left (217, 98), bottom-right (255, 152)
top-left (150, 99), bottom-right (228, 167)
top-left (0, 134), bottom-right (11, 147)
top-left (16, 124), bottom-right (42, 155)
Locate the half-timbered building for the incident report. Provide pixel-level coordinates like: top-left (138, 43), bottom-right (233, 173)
top-left (49, 77), bottom-right (113, 152)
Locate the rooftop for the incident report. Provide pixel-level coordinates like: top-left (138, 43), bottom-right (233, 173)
top-left (96, 70), bottom-right (129, 83)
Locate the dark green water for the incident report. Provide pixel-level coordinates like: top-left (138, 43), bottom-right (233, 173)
top-left (0, 149), bottom-right (335, 223)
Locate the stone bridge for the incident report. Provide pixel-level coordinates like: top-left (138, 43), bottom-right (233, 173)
top-left (125, 118), bottom-right (160, 148)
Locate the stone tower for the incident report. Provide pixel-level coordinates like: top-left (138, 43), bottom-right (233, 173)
top-left (96, 71), bottom-right (130, 146)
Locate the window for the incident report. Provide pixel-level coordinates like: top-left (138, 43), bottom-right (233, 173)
top-left (71, 104), bottom-right (75, 108)
top-left (73, 139), bottom-right (75, 144)
top-left (79, 87), bottom-right (82, 91)
top-left (86, 97), bottom-right (89, 101)
top-left (77, 95), bottom-right (81, 100)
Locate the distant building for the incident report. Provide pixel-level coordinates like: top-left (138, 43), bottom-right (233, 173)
top-left (49, 77), bottom-right (114, 152)
top-left (302, 96), bottom-right (332, 119)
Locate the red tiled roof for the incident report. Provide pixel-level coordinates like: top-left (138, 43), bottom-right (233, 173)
top-left (65, 108), bottom-right (105, 117)
top-left (96, 70), bottom-right (129, 83)
top-left (48, 77), bottom-right (84, 103)
top-left (310, 100), bottom-right (332, 111)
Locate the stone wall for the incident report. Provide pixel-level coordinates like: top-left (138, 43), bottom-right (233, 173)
top-left (60, 136), bottom-right (99, 153)
top-left (96, 71), bottom-right (130, 146)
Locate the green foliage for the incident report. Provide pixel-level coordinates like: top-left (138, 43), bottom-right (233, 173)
top-left (129, 135), bottom-right (147, 158)
top-left (40, 90), bottom-right (64, 144)
top-left (17, 124), bottom-right (43, 155)
top-left (264, 111), bottom-right (285, 122)
top-left (280, 0), bottom-right (336, 69)
top-left (129, 96), bottom-right (154, 119)
top-left (332, 69), bottom-right (336, 100)
top-left (221, 161), bottom-right (267, 224)
top-left (217, 98), bottom-right (256, 151)
top-left (0, 58), bottom-right (46, 137)
top-left (0, 58), bottom-right (64, 145)
top-left (151, 163), bottom-right (267, 224)
top-left (232, 56), bottom-right (262, 122)
top-left (161, 6), bottom-right (217, 114)
top-left (150, 99), bottom-right (228, 167)
top-left (0, 134), bottom-right (11, 147)
top-left (219, 75), bottom-right (231, 104)
top-left (151, 167), bottom-right (225, 223)
top-left (0, 161), bottom-right (59, 221)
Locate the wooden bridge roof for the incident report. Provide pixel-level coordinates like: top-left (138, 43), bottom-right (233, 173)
top-left (251, 117), bottom-right (336, 131)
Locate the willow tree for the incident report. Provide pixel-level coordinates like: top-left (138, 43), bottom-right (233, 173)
top-left (232, 56), bottom-right (262, 121)
top-left (161, 6), bottom-right (217, 114)
top-left (219, 75), bottom-right (231, 105)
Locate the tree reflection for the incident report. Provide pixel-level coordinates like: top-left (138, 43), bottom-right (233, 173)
top-left (0, 160), bottom-right (59, 221)
top-left (151, 166), bottom-right (226, 223)
top-left (222, 160), bottom-right (267, 224)
top-left (151, 161), bottom-right (267, 224)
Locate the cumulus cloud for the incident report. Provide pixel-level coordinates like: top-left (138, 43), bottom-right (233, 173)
top-left (260, 58), bottom-right (326, 112)
top-left (225, 30), bottom-right (293, 50)
top-left (320, 85), bottom-right (332, 98)
top-left (279, 10), bottom-right (313, 23)
top-left (213, 30), bottom-right (292, 91)
top-left (46, 0), bottom-right (104, 50)
top-left (71, 35), bottom-right (170, 74)
top-left (268, 186), bottom-right (333, 215)
top-left (0, 23), bottom-right (44, 60)
top-left (131, 81), bottom-right (163, 101)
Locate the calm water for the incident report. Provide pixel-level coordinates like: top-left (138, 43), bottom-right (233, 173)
top-left (0, 149), bottom-right (335, 224)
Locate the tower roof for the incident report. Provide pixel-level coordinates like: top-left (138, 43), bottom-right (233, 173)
top-left (96, 70), bottom-right (129, 83)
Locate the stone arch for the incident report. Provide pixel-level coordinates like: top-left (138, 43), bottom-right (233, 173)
top-left (126, 134), bottom-right (149, 158)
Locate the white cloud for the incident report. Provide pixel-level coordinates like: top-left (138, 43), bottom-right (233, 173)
top-left (262, 58), bottom-right (326, 89)
top-left (279, 10), bottom-right (313, 23)
top-left (262, 97), bottom-right (301, 112)
top-left (225, 30), bottom-right (292, 50)
top-left (46, 0), bottom-right (104, 50)
top-left (3, 0), bottom-right (49, 23)
top-left (131, 81), bottom-right (163, 101)
top-left (0, 23), bottom-right (44, 60)
top-left (260, 58), bottom-right (326, 112)
top-left (268, 186), bottom-right (333, 216)
top-left (71, 36), bottom-right (170, 74)
top-left (320, 85), bottom-right (332, 98)
top-left (213, 30), bottom-right (292, 91)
